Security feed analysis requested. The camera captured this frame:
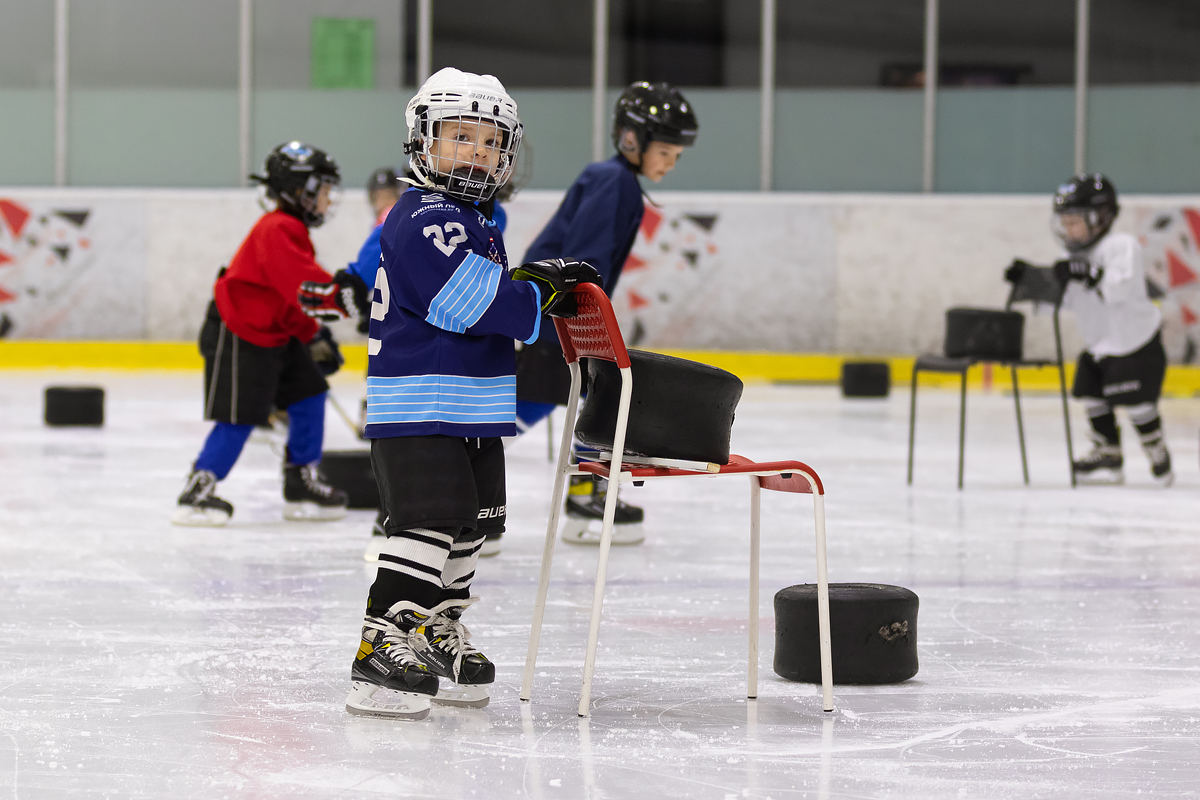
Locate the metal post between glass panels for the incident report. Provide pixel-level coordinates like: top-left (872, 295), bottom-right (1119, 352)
top-left (759, 0), bottom-right (775, 192)
top-left (592, 0), bottom-right (609, 163)
top-left (922, 0), bottom-right (939, 193)
top-left (417, 0), bottom-right (432, 86)
top-left (54, 0), bottom-right (68, 186)
top-left (1074, 0), bottom-right (1090, 175)
top-left (239, 0), bottom-right (253, 187)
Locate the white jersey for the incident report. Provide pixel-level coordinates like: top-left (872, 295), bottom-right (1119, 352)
top-left (1061, 231), bottom-right (1161, 358)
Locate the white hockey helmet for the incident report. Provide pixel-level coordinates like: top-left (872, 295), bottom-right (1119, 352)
top-left (404, 67), bottom-right (522, 204)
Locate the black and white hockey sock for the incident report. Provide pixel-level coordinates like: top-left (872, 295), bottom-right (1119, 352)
top-left (1084, 399), bottom-right (1119, 445)
top-left (439, 529), bottom-right (486, 603)
top-left (1128, 402), bottom-right (1164, 448)
top-left (369, 526), bottom-right (459, 614)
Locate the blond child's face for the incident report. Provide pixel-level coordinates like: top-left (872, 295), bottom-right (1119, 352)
top-left (428, 119), bottom-right (504, 181)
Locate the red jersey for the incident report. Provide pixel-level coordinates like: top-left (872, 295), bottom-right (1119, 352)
top-left (214, 210), bottom-right (332, 348)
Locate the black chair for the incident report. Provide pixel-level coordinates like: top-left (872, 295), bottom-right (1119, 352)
top-left (906, 266), bottom-right (1075, 489)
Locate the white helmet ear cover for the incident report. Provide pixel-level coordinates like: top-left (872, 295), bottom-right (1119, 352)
top-left (404, 67), bottom-right (522, 202)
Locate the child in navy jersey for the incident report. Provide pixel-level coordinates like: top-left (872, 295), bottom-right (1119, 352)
top-left (301, 68), bottom-right (598, 719)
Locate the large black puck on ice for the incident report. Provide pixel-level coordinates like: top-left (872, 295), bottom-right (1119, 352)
top-left (841, 361), bottom-right (890, 398)
top-left (774, 583), bottom-right (919, 685)
top-left (320, 450), bottom-right (379, 509)
top-left (574, 349), bottom-right (743, 464)
top-left (44, 386), bottom-right (105, 426)
top-left (944, 308), bottom-right (1024, 362)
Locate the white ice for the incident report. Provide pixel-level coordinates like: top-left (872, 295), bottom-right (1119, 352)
top-left (2, 370), bottom-right (1199, 799)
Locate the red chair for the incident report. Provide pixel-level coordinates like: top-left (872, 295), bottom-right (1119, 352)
top-left (519, 283), bottom-right (834, 717)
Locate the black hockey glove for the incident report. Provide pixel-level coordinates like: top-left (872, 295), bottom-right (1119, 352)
top-left (1004, 259), bottom-right (1034, 285)
top-left (308, 326), bottom-right (343, 376)
top-left (511, 258), bottom-right (603, 318)
top-left (299, 269), bottom-right (370, 325)
top-left (1053, 257), bottom-right (1102, 289)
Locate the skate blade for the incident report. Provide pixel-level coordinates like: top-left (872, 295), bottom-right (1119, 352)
top-left (345, 681), bottom-right (431, 720)
top-left (1153, 470), bottom-right (1175, 488)
top-left (560, 518), bottom-right (645, 546)
top-left (1074, 468), bottom-right (1125, 485)
top-left (478, 538), bottom-right (502, 558)
top-left (431, 683), bottom-right (490, 708)
top-left (170, 506), bottom-right (230, 527)
top-left (283, 501), bottom-right (348, 521)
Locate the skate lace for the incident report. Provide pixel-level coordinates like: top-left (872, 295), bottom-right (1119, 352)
top-left (187, 471), bottom-right (216, 502)
top-left (422, 614), bottom-right (479, 682)
top-left (301, 464), bottom-right (335, 498)
top-left (362, 617), bottom-right (419, 666)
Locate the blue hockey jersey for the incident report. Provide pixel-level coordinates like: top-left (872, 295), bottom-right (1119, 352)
top-left (523, 154), bottom-right (644, 344)
top-left (364, 189), bottom-right (542, 439)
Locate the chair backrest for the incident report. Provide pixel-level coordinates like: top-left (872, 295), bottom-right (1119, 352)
top-left (943, 307), bottom-right (1025, 361)
top-left (552, 283), bottom-right (632, 369)
top-left (1006, 265), bottom-right (1065, 309)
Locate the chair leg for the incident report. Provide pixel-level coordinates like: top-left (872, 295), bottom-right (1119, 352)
top-left (907, 367), bottom-right (919, 485)
top-left (957, 370), bottom-right (967, 490)
top-left (1011, 365), bottom-right (1029, 485)
top-left (747, 477), bottom-right (761, 700)
top-left (1054, 311), bottom-right (1076, 488)
top-left (812, 491), bottom-right (834, 712)
top-left (546, 408), bottom-right (555, 463)
top-left (577, 475), bottom-right (622, 717)
top-left (521, 369), bottom-right (583, 702)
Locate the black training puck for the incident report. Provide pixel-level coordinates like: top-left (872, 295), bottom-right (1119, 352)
top-left (44, 386), bottom-right (105, 426)
top-left (841, 361), bottom-right (890, 398)
top-left (774, 582), bottom-right (919, 685)
top-left (575, 349), bottom-right (743, 465)
top-left (320, 450), bottom-right (379, 509)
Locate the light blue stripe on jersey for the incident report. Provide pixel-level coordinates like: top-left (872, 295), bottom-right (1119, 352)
top-left (366, 374), bottom-right (516, 425)
top-left (426, 253), bottom-right (503, 333)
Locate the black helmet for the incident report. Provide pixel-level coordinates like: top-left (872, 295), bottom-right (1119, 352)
top-left (366, 166), bottom-right (401, 196)
top-left (251, 141), bottom-right (341, 228)
top-left (1052, 173), bottom-right (1119, 251)
top-left (612, 82), bottom-right (699, 155)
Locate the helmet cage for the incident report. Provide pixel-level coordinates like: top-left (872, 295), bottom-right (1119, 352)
top-left (407, 106), bottom-right (522, 204)
top-left (1051, 207), bottom-right (1114, 252)
top-left (272, 171), bottom-right (341, 228)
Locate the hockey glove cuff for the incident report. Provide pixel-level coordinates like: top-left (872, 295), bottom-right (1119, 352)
top-left (1053, 257), bottom-right (1101, 288)
top-left (299, 270), bottom-right (368, 323)
top-left (511, 258), bottom-right (603, 318)
top-left (1005, 259), bottom-right (1034, 285)
top-left (308, 326), bottom-right (344, 377)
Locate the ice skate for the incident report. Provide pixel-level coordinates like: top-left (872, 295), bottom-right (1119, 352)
top-left (283, 462), bottom-right (348, 521)
top-left (1073, 436), bottom-right (1124, 485)
top-left (363, 509), bottom-right (388, 562)
top-left (410, 598), bottom-right (494, 708)
top-left (345, 604), bottom-right (439, 719)
top-left (561, 475), bottom-right (645, 546)
top-left (1144, 440), bottom-right (1174, 487)
top-left (171, 469), bottom-right (233, 527)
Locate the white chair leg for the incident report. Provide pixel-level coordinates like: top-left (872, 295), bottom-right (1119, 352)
top-left (748, 477), bottom-right (761, 699)
top-left (813, 492), bottom-right (834, 712)
top-left (577, 481), bottom-right (621, 717)
top-left (521, 367), bottom-right (583, 702)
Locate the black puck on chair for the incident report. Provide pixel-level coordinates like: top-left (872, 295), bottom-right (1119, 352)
top-left (774, 583), bottom-right (919, 685)
top-left (44, 386), bottom-right (105, 426)
top-left (840, 361), bottom-right (890, 398)
top-left (320, 450), bottom-right (379, 509)
top-left (575, 350), bottom-right (743, 465)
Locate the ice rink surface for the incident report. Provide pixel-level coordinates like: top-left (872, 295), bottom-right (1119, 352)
top-left (1, 370), bottom-right (1199, 799)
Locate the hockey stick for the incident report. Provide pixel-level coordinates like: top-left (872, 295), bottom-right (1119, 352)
top-left (326, 392), bottom-right (364, 439)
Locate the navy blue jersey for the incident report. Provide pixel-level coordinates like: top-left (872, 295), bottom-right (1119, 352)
top-left (365, 189), bottom-right (542, 439)
top-left (523, 154), bottom-right (644, 343)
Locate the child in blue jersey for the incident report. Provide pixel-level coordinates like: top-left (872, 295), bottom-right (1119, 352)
top-left (510, 82), bottom-right (699, 550)
top-left (302, 67), bottom-right (599, 719)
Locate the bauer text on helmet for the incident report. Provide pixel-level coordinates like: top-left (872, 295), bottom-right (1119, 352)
top-left (404, 67), bottom-right (522, 204)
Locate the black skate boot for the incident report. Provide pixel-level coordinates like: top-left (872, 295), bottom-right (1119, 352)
top-left (346, 602), bottom-right (439, 719)
top-left (410, 598), bottom-right (494, 708)
top-left (562, 474), bottom-right (645, 545)
top-left (1143, 439), bottom-right (1174, 487)
top-left (171, 469), bottom-right (234, 527)
top-left (1073, 435), bottom-right (1124, 485)
top-left (282, 461), bottom-right (348, 521)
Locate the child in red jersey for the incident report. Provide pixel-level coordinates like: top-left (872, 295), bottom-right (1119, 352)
top-left (172, 141), bottom-right (349, 526)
